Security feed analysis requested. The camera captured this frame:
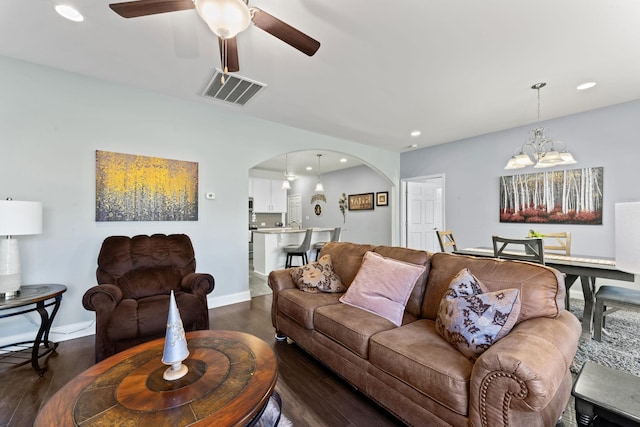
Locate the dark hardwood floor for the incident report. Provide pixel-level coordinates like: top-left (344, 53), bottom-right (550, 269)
top-left (0, 294), bottom-right (581, 426)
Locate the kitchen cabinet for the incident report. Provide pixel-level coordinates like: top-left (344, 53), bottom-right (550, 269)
top-left (249, 177), bottom-right (287, 213)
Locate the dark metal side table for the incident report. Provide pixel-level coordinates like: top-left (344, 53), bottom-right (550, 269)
top-left (572, 361), bottom-right (640, 426)
top-left (0, 284), bottom-right (67, 375)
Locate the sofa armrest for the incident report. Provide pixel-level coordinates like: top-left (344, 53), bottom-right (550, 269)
top-left (268, 269), bottom-right (297, 331)
top-left (469, 310), bottom-right (581, 427)
top-left (181, 272), bottom-right (215, 296)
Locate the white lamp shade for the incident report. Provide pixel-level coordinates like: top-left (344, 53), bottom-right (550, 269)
top-left (615, 201), bottom-right (640, 274)
top-left (504, 157), bottom-right (525, 170)
top-left (194, 0), bottom-right (251, 39)
top-left (281, 179), bottom-right (291, 190)
top-left (538, 150), bottom-right (563, 164)
top-left (315, 181), bottom-right (324, 192)
top-left (514, 153), bottom-right (534, 166)
top-left (0, 201), bottom-right (42, 236)
top-left (559, 151), bottom-right (577, 165)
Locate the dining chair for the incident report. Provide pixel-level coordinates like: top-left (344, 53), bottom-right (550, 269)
top-left (492, 236), bottom-right (545, 264)
top-left (436, 230), bottom-right (458, 253)
top-left (542, 232), bottom-right (572, 256)
top-left (593, 285), bottom-right (640, 341)
top-left (284, 228), bottom-right (313, 268)
top-left (313, 227), bottom-right (341, 261)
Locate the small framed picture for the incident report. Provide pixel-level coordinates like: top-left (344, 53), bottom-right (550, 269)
top-left (376, 192), bottom-right (389, 207)
top-left (348, 193), bottom-right (375, 210)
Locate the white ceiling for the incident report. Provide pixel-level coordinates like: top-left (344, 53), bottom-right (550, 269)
top-left (2, 1), bottom-right (640, 157)
top-left (252, 150), bottom-right (363, 178)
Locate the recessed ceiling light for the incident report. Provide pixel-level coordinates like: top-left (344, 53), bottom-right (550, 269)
top-left (410, 130), bottom-right (421, 137)
top-left (306, 166), bottom-right (313, 171)
top-left (577, 82), bottom-right (596, 91)
top-left (55, 4), bottom-right (84, 22)
top-left (340, 158), bottom-right (347, 163)
top-left (407, 144), bottom-right (418, 149)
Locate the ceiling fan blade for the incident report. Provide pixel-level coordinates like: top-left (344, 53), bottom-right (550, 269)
top-left (218, 37), bottom-right (240, 73)
top-left (109, 0), bottom-right (195, 18)
top-left (251, 9), bottom-right (320, 56)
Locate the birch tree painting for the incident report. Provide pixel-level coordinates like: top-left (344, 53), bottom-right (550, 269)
top-left (499, 167), bottom-right (603, 225)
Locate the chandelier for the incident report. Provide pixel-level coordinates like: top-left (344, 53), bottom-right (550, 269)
top-left (504, 83), bottom-right (576, 170)
top-left (314, 154), bottom-right (324, 192)
top-left (281, 153), bottom-right (294, 190)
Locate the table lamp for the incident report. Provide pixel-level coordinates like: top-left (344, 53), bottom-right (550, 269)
top-left (615, 201), bottom-right (640, 274)
top-left (0, 199), bottom-right (43, 297)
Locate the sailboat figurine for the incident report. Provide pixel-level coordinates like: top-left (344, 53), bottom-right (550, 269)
top-left (161, 290), bottom-right (190, 380)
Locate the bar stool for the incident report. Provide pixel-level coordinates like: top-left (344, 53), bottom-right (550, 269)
top-left (284, 229), bottom-right (313, 268)
top-left (313, 227), bottom-right (341, 261)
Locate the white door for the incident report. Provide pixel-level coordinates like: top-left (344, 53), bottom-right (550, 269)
top-left (403, 176), bottom-right (444, 252)
top-left (287, 194), bottom-right (302, 226)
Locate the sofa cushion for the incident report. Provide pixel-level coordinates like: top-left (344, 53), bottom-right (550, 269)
top-left (315, 303), bottom-right (396, 358)
top-left (277, 288), bottom-right (343, 329)
top-left (340, 251), bottom-right (426, 326)
top-left (435, 268), bottom-right (521, 361)
top-left (117, 266), bottom-right (183, 299)
top-left (369, 319), bottom-right (473, 416)
top-left (319, 242), bottom-right (376, 286)
top-left (422, 252), bottom-right (565, 323)
top-left (289, 254), bottom-right (345, 293)
top-left (107, 292), bottom-right (202, 341)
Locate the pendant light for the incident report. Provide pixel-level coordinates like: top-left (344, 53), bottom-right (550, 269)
top-left (314, 154), bottom-right (324, 192)
top-left (281, 154), bottom-right (291, 190)
top-left (504, 83), bottom-right (577, 170)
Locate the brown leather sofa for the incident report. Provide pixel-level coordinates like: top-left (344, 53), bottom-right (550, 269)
top-left (83, 234), bottom-right (215, 362)
top-left (268, 242), bottom-right (581, 427)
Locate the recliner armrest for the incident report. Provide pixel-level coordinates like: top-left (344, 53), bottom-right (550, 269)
top-left (181, 272), bottom-right (215, 296)
top-left (469, 310), bottom-right (581, 427)
top-left (82, 284), bottom-right (123, 312)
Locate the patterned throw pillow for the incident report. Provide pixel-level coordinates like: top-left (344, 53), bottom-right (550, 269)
top-left (289, 254), bottom-right (345, 293)
top-left (435, 268), bottom-right (521, 361)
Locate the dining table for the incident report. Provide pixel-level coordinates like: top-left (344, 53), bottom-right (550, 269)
top-left (453, 247), bottom-right (635, 340)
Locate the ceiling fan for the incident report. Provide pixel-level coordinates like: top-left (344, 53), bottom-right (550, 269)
top-left (109, 0), bottom-right (321, 75)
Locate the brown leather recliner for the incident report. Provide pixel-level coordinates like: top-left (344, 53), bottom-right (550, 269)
top-left (83, 234), bottom-right (215, 362)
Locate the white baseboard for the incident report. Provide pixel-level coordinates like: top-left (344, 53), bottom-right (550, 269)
top-left (208, 290), bottom-right (251, 308)
top-left (0, 320), bottom-right (96, 347)
top-left (0, 292), bottom-right (252, 347)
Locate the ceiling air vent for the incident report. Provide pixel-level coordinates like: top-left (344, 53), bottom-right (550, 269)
top-left (202, 70), bottom-right (267, 106)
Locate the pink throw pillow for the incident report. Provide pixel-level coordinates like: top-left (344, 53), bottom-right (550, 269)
top-left (339, 251), bottom-right (426, 326)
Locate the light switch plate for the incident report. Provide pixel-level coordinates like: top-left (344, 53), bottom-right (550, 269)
top-left (205, 192), bottom-right (216, 200)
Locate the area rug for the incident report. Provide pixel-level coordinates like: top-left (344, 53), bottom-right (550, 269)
top-left (569, 298), bottom-right (640, 376)
top-left (256, 393), bottom-right (293, 427)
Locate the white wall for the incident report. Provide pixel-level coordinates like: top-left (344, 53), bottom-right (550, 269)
top-left (401, 100), bottom-right (640, 294)
top-left (289, 165), bottom-right (393, 245)
top-left (0, 55), bottom-right (400, 341)
top-left (401, 100), bottom-right (640, 257)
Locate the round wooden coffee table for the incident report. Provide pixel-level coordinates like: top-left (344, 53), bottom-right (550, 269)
top-left (35, 330), bottom-right (278, 426)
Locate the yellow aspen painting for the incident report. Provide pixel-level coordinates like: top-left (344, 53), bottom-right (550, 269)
top-left (96, 150), bottom-right (198, 221)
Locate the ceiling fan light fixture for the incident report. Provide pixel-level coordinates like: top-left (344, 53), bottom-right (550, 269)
top-left (195, 0), bottom-right (251, 39)
top-left (55, 4), bottom-right (84, 22)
